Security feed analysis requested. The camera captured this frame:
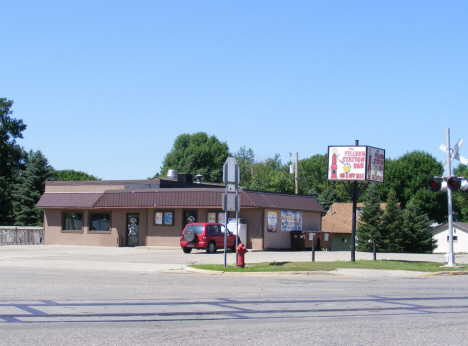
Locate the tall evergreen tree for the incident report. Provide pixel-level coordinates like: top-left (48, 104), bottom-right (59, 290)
top-left (381, 188), bottom-right (404, 252)
top-left (402, 198), bottom-right (436, 253)
top-left (317, 186), bottom-right (338, 212)
top-left (0, 98), bottom-right (27, 225)
top-left (12, 150), bottom-right (53, 226)
top-left (356, 184), bottom-right (383, 252)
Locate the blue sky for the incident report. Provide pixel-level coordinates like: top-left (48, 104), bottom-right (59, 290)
top-left (2, 1), bottom-right (467, 180)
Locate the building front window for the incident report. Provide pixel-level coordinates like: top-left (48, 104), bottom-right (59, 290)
top-left (63, 212), bottom-right (83, 231)
top-left (90, 213), bottom-right (111, 232)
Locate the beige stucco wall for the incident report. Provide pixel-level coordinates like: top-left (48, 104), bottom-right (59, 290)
top-left (44, 209), bottom-right (119, 247)
top-left (146, 209), bottom-right (185, 246)
top-left (44, 208), bottom-right (149, 247)
top-left (263, 209), bottom-right (322, 249)
top-left (237, 209), bottom-right (264, 250)
top-left (43, 206), bottom-right (316, 250)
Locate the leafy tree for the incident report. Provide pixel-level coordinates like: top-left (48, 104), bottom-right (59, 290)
top-left (0, 98), bottom-right (27, 225)
top-left (156, 132), bottom-right (229, 183)
top-left (298, 153), bottom-right (329, 195)
top-left (381, 188), bottom-right (404, 252)
top-left (233, 146), bottom-right (255, 187)
top-left (402, 198), bottom-right (436, 253)
top-left (299, 153), bottom-right (351, 202)
top-left (356, 184), bottom-right (384, 252)
top-left (379, 151), bottom-right (446, 223)
top-left (12, 150), bottom-right (53, 226)
top-left (453, 164), bottom-right (468, 222)
top-left (53, 169), bottom-right (100, 181)
top-left (248, 155), bottom-right (294, 193)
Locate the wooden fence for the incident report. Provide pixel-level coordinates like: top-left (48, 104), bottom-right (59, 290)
top-left (0, 227), bottom-right (43, 245)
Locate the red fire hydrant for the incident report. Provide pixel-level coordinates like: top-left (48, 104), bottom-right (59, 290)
top-left (236, 243), bottom-right (247, 268)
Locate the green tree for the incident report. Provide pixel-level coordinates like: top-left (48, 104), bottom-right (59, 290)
top-left (156, 132), bottom-right (229, 183)
top-left (453, 164), bottom-right (468, 222)
top-left (53, 169), bottom-right (100, 181)
top-left (379, 151), bottom-right (446, 223)
top-left (12, 150), bottom-right (53, 226)
top-left (233, 146), bottom-right (255, 187)
top-left (402, 198), bottom-right (436, 253)
top-left (317, 186), bottom-right (338, 212)
top-left (381, 188), bottom-right (404, 252)
top-left (248, 165), bottom-right (294, 193)
top-left (299, 153), bottom-right (351, 202)
top-left (356, 184), bottom-right (384, 252)
top-left (0, 98), bottom-right (27, 225)
top-left (247, 155), bottom-right (294, 193)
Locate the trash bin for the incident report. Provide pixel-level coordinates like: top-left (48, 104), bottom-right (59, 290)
top-left (291, 231), bottom-right (305, 251)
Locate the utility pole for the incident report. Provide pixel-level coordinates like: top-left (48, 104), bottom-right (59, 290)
top-left (295, 152), bottom-right (298, 195)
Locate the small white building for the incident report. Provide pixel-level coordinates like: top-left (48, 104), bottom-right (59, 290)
top-left (432, 222), bottom-right (468, 254)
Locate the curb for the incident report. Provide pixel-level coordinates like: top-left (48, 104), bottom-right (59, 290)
top-left (185, 267), bottom-right (348, 276)
top-left (422, 270), bottom-right (468, 276)
top-left (185, 267), bottom-right (468, 277)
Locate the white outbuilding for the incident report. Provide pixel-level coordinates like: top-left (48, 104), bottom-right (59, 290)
top-left (432, 222), bottom-right (468, 254)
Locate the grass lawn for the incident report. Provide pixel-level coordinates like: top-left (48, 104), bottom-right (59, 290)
top-left (189, 260), bottom-right (467, 273)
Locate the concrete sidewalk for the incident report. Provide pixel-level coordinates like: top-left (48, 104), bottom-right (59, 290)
top-left (1, 245), bottom-right (466, 274)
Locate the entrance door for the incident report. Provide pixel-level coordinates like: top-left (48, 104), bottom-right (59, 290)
top-left (127, 213), bottom-right (139, 246)
top-left (183, 211), bottom-right (197, 227)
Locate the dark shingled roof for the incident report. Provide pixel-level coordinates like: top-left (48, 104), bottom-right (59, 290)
top-left (36, 188), bottom-right (324, 213)
top-left (36, 193), bottom-right (103, 209)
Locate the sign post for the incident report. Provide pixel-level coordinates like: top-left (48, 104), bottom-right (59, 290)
top-left (222, 157), bottom-right (240, 267)
top-left (438, 129), bottom-right (467, 266)
top-left (327, 142), bottom-right (385, 262)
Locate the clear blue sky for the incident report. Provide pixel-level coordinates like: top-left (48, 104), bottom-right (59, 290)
top-left (2, 1), bottom-right (467, 180)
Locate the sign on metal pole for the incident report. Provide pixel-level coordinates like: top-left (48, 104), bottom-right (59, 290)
top-left (327, 145), bottom-right (385, 183)
top-left (222, 157), bottom-right (240, 267)
top-left (327, 143), bottom-right (386, 262)
top-left (223, 157), bottom-right (240, 184)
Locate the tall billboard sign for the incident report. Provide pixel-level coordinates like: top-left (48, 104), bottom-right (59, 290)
top-left (327, 145), bottom-right (385, 183)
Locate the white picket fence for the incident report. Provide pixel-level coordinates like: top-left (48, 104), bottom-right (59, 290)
top-left (0, 226), bottom-right (43, 245)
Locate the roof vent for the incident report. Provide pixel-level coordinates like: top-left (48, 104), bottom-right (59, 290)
top-left (167, 169), bottom-right (177, 180)
top-left (195, 174), bottom-right (203, 183)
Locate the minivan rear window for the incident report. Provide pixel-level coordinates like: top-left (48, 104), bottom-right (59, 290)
top-left (186, 225), bottom-right (204, 234)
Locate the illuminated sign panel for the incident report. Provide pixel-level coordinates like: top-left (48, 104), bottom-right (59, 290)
top-left (327, 146), bottom-right (385, 183)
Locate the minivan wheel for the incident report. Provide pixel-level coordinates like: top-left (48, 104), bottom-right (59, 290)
top-left (182, 247), bottom-right (192, 254)
top-left (206, 241), bottom-right (216, 253)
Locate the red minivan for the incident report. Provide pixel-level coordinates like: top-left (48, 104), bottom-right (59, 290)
top-left (180, 223), bottom-right (238, 253)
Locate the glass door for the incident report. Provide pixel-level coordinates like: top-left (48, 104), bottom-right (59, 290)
top-left (183, 211), bottom-right (197, 227)
top-left (127, 213), bottom-right (139, 246)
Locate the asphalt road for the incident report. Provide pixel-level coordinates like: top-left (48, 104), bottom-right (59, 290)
top-left (1, 245), bottom-right (468, 345)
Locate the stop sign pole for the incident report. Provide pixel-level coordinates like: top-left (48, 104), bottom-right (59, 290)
top-left (222, 157), bottom-right (240, 267)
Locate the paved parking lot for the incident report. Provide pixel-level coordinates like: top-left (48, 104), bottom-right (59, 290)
top-left (1, 245), bottom-right (466, 273)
